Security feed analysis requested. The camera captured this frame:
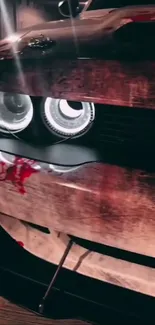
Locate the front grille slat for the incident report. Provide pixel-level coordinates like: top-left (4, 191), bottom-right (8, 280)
top-left (93, 104), bottom-right (155, 149)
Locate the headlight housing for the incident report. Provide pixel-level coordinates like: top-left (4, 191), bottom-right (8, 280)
top-left (0, 92), bottom-right (33, 134)
top-left (41, 97), bottom-right (95, 138)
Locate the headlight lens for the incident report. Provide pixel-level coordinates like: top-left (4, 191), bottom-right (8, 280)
top-left (0, 92), bottom-right (33, 133)
top-left (42, 97), bottom-right (95, 138)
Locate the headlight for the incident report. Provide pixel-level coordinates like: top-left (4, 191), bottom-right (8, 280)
top-left (41, 98), bottom-right (95, 138)
top-left (0, 92), bottom-right (33, 133)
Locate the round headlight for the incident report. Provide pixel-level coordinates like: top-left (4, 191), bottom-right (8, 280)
top-left (0, 92), bottom-right (33, 133)
top-left (41, 98), bottom-right (95, 138)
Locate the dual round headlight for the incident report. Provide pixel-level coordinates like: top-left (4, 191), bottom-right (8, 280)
top-left (0, 93), bottom-right (95, 173)
top-left (0, 92), bottom-right (95, 137)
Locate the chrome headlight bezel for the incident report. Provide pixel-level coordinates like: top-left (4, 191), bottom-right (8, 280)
top-left (0, 92), bottom-right (34, 134)
top-left (41, 97), bottom-right (95, 139)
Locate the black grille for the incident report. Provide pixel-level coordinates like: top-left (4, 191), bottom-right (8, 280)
top-left (93, 104), bottom-right (155, 149)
